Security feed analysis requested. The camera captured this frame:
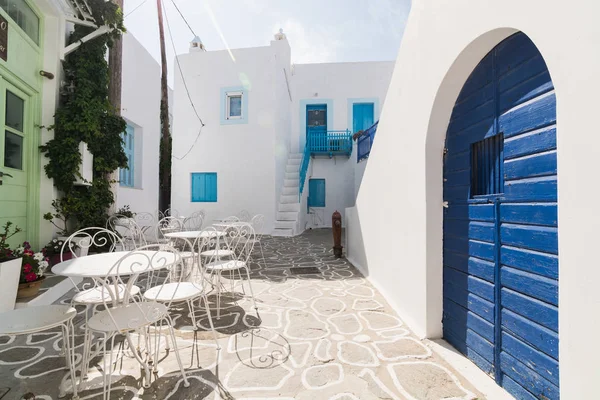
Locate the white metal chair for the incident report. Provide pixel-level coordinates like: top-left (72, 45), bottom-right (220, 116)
top-left (80, 245), bottom-right (191, 399)
top-left (203, 223), bottom-right (259, 319)
top-left (0, 306), bottom-right (79, 398)
top-left (134, 212), bottom-right (156, 239)
top-left (183, 211), bottom-right (204, 231)
top-left (155, 216), bottom-right (183, 244)
top-left (143, 241), bottom-right (219, 348)
top-left (237, 209), bottom-right (251, 222)
top-left (107, 214), bottom-right (147, 251)
top-left (61, 229), bottom-right (143, 329)
top-left (248, 214), bottom-right (267, 267)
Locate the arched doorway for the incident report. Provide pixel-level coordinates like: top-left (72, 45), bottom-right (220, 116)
top-left (442, 32), bottom-right (558, 399)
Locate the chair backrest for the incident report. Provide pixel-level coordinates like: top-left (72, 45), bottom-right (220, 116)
top-left (98, 244), bottom-right (186, 328)
top-left (107, 215), bottom-right (147, 250)
top-left (183, 212), bottom-right (204, 231)
top-left (237, 209), bottom-right (251, 222)
top-left (163, 208), bottom-right (179, 218)
top-left (250, 214), bottom-right (265, 238)
top-left (222, 222), bottom-right (256, 264)
top-left (135, 212), bottom-right (155, 229)
top-left (60, 227), bottom-right (124, 262)
top-left (156, 216), bottom-right (183, 241)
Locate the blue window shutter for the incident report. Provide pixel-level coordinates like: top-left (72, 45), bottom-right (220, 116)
top-left (353, 103), bottom-right (375, 133)
top-left (308, 179), bottom-right (326, 207)
top-left (120, 125), bottom-right (135, 187)
top-left (191, 173), bottom-right (217, 202)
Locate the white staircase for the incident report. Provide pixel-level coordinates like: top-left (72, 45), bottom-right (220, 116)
top-left (272, 153), bottom-right (302, 236)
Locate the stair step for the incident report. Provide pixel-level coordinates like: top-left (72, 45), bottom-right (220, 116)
top-left (284, 179), bottom-right (298, 187)
top-left (279, 203), bottom-right (300, 212)
top-left (274, 220), bottom-right (296, 229)
top-left (282, 187), bottom-right (299, 195)
top-left (280, 194), bottom-right (298, 204)
top-left (277, 211), bottom-right (298, 221)
top-left (289, 153), bottom-right (302, 160)
top-left (288, 158), bottom-right (301, 166)
top-left (271, 228), bottom-right (293, 237)
top-left (286, 165), bottom-right (300, 173)
top-left (286, 172), bottom-right (299, 180)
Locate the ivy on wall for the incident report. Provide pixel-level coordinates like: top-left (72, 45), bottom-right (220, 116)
top-left (40, 0), bottom-right (127, 231)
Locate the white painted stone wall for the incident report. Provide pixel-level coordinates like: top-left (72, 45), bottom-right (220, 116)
top-left (117, 32), bottom-right (161, 217)
top-left (291, 62), bottom-right (394, 229)
top-left (349, 0), bottom-right (600, 397)
top-left (171, 44), bottom-right (285, 232)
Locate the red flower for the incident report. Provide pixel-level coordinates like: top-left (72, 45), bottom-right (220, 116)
top-left (25, 272), bottom-right (37, 282)
top-left (24, 249), bottom-right (33, 256)
top-left (23, 264), bottom-right (32, 273)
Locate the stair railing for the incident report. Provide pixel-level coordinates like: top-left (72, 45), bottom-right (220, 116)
top-left (298, 143), bottom-right (311, 202)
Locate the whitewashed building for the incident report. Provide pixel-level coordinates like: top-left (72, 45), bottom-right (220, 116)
top-left (0, 0), bottom-right (160, 247)
top-left (346, 0), bottom-right (600, 399)
top-left (171, 32), bottom-right (393, 234)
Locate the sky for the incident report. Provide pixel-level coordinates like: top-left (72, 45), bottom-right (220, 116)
top-left (122, 0), bottom-right (411, 86)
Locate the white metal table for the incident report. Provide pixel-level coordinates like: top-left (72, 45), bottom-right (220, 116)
top-left (164, 230), bottom-right (225, 240)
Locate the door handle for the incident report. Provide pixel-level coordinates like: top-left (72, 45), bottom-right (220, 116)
top-left (0, 171), bottom-right (13, 185)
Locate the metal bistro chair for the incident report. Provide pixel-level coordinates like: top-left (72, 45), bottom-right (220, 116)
top-left (155, 216), bottom-right (184, 244)
top-left (80, 245), bottom-right (191, 399)
top-left (248, 214), bottom-right (267, 267)
top-left (203, 223), bottom-right (259, 319)
top-left (0, 306), bottom-right (79, 398)
top-left (237, 209), bottom-right (251, 222)
top-left (183, 211), bottom-right (204, 231)
top-left (107, 214), bottom-right (147, 251)
top-left (61, 228), bottom-right (143, 328)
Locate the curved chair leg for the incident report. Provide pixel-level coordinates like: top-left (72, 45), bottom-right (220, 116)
top-left (106, 333), bottom-right (117, 400)
top-left (188, 299), bottom-right (197, 329)
top-left (243, 265), bottom-right (259, 312)
top-left (258, 240), bottom-right (267, 268)
top-left (165, 316), bottom-right (190, 387)
top-left (58, 321), bottom-right (78, 399)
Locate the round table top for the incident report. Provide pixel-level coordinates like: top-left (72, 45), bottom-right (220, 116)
top-left (164, 230), bottom-right (225, 239)
top-left (52, 250), bottom-right (178, 278)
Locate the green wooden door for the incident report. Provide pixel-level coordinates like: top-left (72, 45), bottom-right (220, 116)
top-left (0, 79), bottom-right (31, 244)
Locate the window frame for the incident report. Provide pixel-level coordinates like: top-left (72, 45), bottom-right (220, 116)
top-left (220, 86), bottom-right (248, 125)
top-left (191, 172), bottom-right (218, 203)
top-left (226, 91), bottom-right (243, 120)
top-left (119, 124), bottom-right (135, 188)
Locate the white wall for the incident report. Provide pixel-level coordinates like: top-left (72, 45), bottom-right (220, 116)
top-left (291, 62), bottom-right (394, 230)
top-left (350, 0), bottom-right (600, 397)
top-left (117, 32), bottom-right (161, 216)
top-left (171, 45), bottom-right (280, 232)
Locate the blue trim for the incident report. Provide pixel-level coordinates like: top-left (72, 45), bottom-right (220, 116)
top-left (299, 99), bottom-right (333, 150)
top-left (191, 172), bottom-right (218, 202)
top-left (220, 86), bottom-right (249, 125)
top-left (120, 124), bottom-right (135, 187)
top-left (347, 97), bottom-right (379, 134)
top-left (308, 179), bottom-right (326, 207)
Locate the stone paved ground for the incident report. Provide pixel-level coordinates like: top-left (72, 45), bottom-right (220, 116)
top-left (0, 229), bottom-right (484, 400)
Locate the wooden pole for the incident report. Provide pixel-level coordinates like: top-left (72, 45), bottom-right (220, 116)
top-left (157, 0), bottom-right (171, 213)
top-left (108, 0), bottom-right (123, 215)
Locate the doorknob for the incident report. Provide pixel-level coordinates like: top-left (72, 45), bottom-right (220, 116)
top-left (0, 171), bottom-right (13, 186)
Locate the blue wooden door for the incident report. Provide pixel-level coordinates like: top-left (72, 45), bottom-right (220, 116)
top-left (352, 103), bottom-right (374, 133)
top-left (443, 33), bottom-right (558, 400)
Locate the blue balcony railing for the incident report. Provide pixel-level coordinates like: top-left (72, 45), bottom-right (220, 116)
top-left (307, 128), bottom-right (352, 157)
top-left (357, 121), bottom-right (378, 162)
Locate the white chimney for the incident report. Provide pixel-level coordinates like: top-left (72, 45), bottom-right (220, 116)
top-left (189, 35), bottom-right (205, 52)
top-left (274, 28), bottom-right (286, 41)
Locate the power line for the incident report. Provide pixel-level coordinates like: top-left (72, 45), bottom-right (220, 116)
top-left (124, 0), bottom-right (148, 18)
top-left (162, 0), bottom-right (205, 161)
top-left (169, 0), bottom-right (196, 38)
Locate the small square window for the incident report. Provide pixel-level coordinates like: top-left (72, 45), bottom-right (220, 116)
top-left (471, 134), bottom-right (504, 197)
top-left (226, 92), bottom-right (243, 119)
top-left (191, 173), bottom-right (217, 202)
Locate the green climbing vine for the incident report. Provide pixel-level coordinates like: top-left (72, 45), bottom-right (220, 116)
top-left (40, 0), bottom-right (127, 232)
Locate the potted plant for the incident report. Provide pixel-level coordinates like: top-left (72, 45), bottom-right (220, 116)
top-left (42, 238), bottom-right (79, 266)
top-left (114, 205), bottom-right (136, 227)
top-left (14, 242), bottom-right (50, 299)
top-left (0, 222), bottom-right (22, 312)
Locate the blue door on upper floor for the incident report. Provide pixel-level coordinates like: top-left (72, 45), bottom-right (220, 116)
top-left (352, 102), bottom-right (374, 133)
top-left (443, 32), bottom-right (558, 400)
top-left (306, 104), bottom-right (327, 136)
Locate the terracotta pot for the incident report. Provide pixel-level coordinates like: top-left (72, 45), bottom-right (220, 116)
top-left (49, 252), bottom-right (73, 266)
top-left (17, 276), bottom-right (46, 299)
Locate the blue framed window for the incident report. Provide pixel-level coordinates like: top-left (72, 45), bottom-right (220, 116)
top-left (471, 134), bottom-right (504, 197)
top-left (220, 87), bottom-right (248, 125)
top-left (191, 173), bottom-right (217, 202)
top-left (120, 124), bottom-right (135, 187)
top-left (308, 179), bottom-right (326, 207)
